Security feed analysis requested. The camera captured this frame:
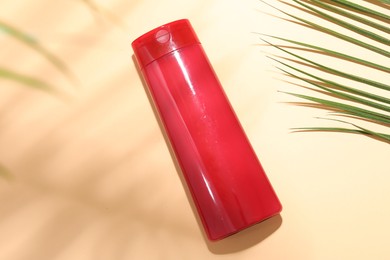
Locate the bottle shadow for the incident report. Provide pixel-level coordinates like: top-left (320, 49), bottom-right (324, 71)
top-left (205, 215), bottom-right (282, 254)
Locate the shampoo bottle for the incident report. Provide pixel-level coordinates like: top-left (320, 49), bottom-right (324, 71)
top-left (132, 19), bottom-right (281, 241)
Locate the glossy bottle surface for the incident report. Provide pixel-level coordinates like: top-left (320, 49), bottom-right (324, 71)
top-left (132, 19), bottom-right (281, 240)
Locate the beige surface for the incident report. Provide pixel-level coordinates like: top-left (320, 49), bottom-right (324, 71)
top-left (0, 0), bottom-right (389, 259)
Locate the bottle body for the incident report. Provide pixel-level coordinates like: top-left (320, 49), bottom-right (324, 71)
top-left (132, 19), bottom-right (281, 240)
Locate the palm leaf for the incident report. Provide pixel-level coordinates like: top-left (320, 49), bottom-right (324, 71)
top-left (293, 126), bottom-right (390, 143)
top-left (293, 118), bottom-right (390, 143)
top-left (292, 0), bottom-right (390, 45)
top-left (308, 0), bottom-right (390, 34)
top-left (263, 38), bottom-right (390, 91)
top-left (283, 91), bottom-right (390, 124)
top-left (0, 163), bottom-right (11, 179)
top-left (279, 67), bottom-right (390, 113)
top-left (330, 0), bottom-right (390, 21)
top-left (81, 0), bottom-right (126, 29)
top-left (0, 67), bottom-right (59, 94)
top-left (0, 0), bottom-right (122, 92)
top-left (0, 0), bottom-right (122, 177)
top-left (260, 34), bottom-right (390, 73)
top-left (261, 0), bottom-right (390, 57)
top-left (260, 0), bottom-right (390, 144)
top-left (0, 19), bottom-right (76, 84)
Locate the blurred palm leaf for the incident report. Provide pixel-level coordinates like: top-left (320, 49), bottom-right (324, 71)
top-left (0, 0), bottom-right (121, 178)
top-left (0, 163), bottom-right (11, 179)
top-left (260, 0), bottom-right (390, 144)
top-left (0, 0), bottom-right (120, 93)
top-left (0, 19), bottom-right (76, 89)
top-left (0, 67), bottom-right (58, 93)
top-left (81, 0), bottom-right (127, 29)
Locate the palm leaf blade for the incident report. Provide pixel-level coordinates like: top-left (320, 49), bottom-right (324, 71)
top-left (261, 1), bottom-right (390, 144)
top-left (270, 56), bottom-right (390, 105)
top-left (263, 38), bottom-right (390, 91)
top-left (0, 163), bottom-right (11, 179)
top-left (310, 0), bottom-right (390, 34)
top-left (0, 19), bottom-right (76, 83)
top-left (280, 67), bottom-right (390, 112)
top-left (0, 67), bottom-right (57, 93)
top-left (261, 1), bottom-right (390, 57)
top-left (293, 0), bottom-right (390, 45)
top-left (293, 127), bottom-right (390, 143)
top-left (329, 0), bottom-right (390, 21)
top-left (261, 34), bottom-right (390, 73)
top-left (284, 92), bottom-right (390, 125)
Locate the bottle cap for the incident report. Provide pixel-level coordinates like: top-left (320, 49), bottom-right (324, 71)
top-left (132, 19), bottom-right (200, 69)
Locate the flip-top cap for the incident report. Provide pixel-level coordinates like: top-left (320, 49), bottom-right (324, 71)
top-left (132, 19), bottom-right (200, 69)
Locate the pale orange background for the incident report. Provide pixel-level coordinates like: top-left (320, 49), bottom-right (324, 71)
top-left (0, 0), bottom-right (389, 259)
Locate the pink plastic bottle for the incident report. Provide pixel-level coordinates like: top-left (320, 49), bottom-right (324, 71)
top-left (132, 19), bottom-right (282, 241)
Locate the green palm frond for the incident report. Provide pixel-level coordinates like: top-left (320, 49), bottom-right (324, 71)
top-left (0, 0), bottom-right (122, 93)
top-left (0, 67), bottom-right (59, 94)
top-left (0, 19), bottom-right (76, 85)
top-left (0, 0), bottom-right (121, 178)
top-left (260, 0), bottom-right (390, 144)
